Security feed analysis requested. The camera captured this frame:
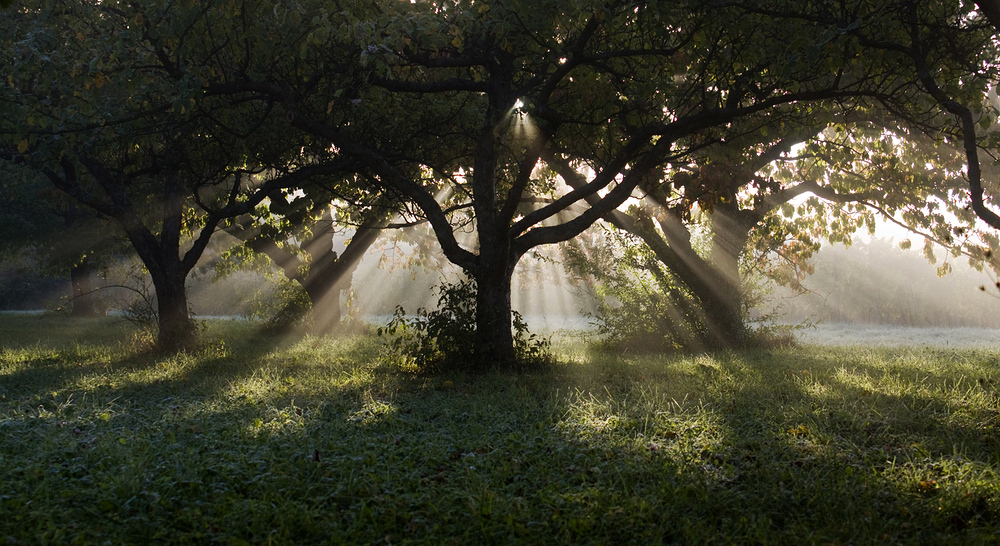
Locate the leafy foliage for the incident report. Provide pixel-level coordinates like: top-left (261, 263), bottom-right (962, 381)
top-left (567, 228), bottom-right (709, 352)
top-left (379, 279), bottom-right (550, 372)
top-left (567, 225), bottom-right (794, 353)
top-left (245, 278), bottom-right (313, 333)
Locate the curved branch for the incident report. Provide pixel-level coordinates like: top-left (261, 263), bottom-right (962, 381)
top-left (284, 112), bottom-right (477, 270)
top-left (913, 64), bottom-right (1000, 230)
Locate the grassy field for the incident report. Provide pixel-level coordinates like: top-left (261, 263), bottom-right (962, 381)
top-left (2, 315), bottom-right (1000, 544)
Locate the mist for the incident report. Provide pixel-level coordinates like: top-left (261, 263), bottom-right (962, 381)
top-left (764, 238), bottom-right (1000, 329)
top-left (7, 228), bottom-right (1000, 350)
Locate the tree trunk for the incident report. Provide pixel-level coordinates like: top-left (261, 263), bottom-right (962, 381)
top-left (70, 257), bottom-right (99, 317)
top-left (300, 249), bottom-right (343, 328)
top-left (150, 266), bottom-right (195, 353)
top-left (705, 207), bottom-right (751, 348)
top-left (621, 212), bottom-right (750, 349)
top-left (474, 262), bottom-right (516, 370)
top-left (301, 221), bottom-right (382, 332)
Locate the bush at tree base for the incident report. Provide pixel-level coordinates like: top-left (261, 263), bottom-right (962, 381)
top-left (379, 279), bottom-right (551, 373)
top-left (245, 278), bottom-right (313, 332)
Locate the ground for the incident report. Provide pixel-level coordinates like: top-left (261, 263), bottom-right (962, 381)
top-left (1, 315), bottom-right (999, 544)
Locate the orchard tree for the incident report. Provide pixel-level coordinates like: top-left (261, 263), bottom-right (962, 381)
top-left (556, 0), bottom-right (998, 350)
top-left (564, 109), bottom-right (984, 349)
top-left (0, 2), bottom-right (357, 351)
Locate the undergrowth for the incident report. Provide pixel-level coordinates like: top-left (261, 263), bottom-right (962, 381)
top-left (2, 314), bottom-right (1000, 544)
top-left (378, 279), bottom-right (551, 373)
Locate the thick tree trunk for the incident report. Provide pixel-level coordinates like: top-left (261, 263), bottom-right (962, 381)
top-left (700, 274), bottom-right (750, 348)
top-left (474, 262), bottom-right (517, 370)
top-left (705, 208), bottom-right (751, 348)
top-left (300, 249), bottom-right (344, 327)
top-left (70, 258), bottom-right (99, 317)
top-left (150, 267), bottom-right (195, 353)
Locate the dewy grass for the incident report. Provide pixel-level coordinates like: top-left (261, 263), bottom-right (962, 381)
top-left (2, 315), bottom-right (1000, 544)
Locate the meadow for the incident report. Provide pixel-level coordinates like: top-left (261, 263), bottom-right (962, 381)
top-left (2, 315), bottom-right (999, 544)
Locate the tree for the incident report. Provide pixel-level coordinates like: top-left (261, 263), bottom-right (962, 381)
top-left (566, 109), bottom-right (982, 349)
top-left (555, 0), bottom-right (1000, 350)
top-left (0, 1), bottom-right (357, 351)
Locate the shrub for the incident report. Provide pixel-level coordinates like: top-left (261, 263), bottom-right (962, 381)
top-left (245, 277), bottom-right (313, 332)
top-left (563, 228), bottom-right (709, 352)
top-left (565, 226), bottom-right (793, 353)
top-left (379, 278), bottom-right (551, 373)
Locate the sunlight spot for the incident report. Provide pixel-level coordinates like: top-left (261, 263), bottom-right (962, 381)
top-left (348, 397), bottom-right (398, 425)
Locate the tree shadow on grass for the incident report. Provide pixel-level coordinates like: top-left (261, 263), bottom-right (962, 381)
top-left (0, 316), bottom-right (328, 399)
top-left (689, 348), bottom-right (1000, 543)
top-left (430, 346), bottom-right (1000, 544)
top-left (4, 331), bottom-right (1000, 545)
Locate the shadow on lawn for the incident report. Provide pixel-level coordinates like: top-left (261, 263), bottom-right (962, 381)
top-left (276, 346), bottom-right (1000, 543)
top-left (4, 319), bottom-right (1000, 544)
top-left (464, 347), bottom-right (1000, 542)
top-left (679, 349), bottom-right (1000, 539)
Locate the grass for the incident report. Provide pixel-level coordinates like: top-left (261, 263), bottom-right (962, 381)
top-left (2, 314), bottom-right (1000, 544)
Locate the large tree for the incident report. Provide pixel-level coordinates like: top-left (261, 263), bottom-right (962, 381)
top-left (0, 1), bottom-right (357, 351)
top-left (566, 108), bottom-right (985, 349)
top-left (557, 0), bottom-right (999, 349)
